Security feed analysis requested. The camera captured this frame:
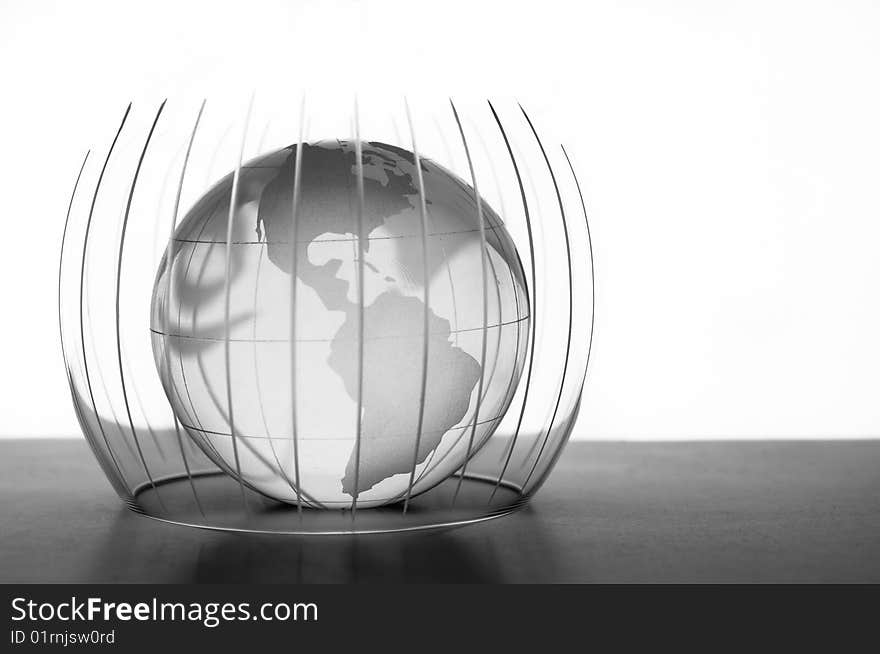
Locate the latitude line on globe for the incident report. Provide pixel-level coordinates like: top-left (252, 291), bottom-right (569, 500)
top-left (147, 315), bottom-right (528, 342)
top-left (175, 414), bottom-right (504, 441)
top-left (170, 223), bottom-right (506, 245)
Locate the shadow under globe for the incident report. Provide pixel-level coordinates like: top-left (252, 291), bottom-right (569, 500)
top-left (150, 139), bottom-right (529, 509)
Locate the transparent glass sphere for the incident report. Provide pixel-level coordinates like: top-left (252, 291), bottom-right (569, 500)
top-left (151, 140), bottom-right (529, 509)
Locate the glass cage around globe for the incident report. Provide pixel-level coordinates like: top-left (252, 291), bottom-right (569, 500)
top-left (149, 140), bottom-right (530, 509)
top-left (59, 97), bottom-right (593, 534)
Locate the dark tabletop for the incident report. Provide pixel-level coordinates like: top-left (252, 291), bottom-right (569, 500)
top-left (1, 439), bottom-right (879, 583)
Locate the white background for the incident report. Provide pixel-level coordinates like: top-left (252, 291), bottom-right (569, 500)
top-left (2, 0), bottom-right (880, 439)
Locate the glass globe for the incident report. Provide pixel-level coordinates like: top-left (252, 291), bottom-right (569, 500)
top-left (150, 140), bottom-right (529, 509)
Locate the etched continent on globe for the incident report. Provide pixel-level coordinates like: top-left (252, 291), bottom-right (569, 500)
top-left (329, 293), bottom-right (480, 495)
top-left (257, 143), bottom-right (481, 494)
top-left (151, 139), bottom-right (529, 508)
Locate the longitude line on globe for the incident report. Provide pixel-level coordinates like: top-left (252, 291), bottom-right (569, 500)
top-left (449, 99), bottom-right (490, 505)
top-left (115, 100), bottom-right (168, 511)
top-left (518, 105), bottom-right (574, 492)
top-left (487, 100), bottom-right (537, 501)
top-left (162, 98), bottom-right (207, 516)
